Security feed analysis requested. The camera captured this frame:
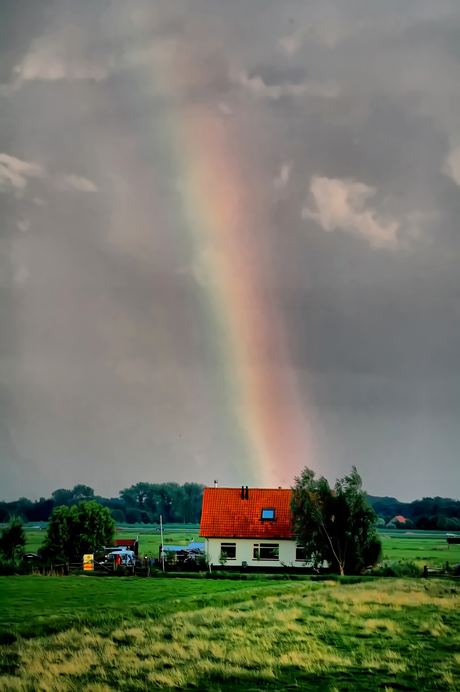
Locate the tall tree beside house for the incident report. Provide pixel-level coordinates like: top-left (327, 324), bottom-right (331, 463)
top-left (41, 501), bottom-right (115, 562)
top-left (291, 466), bottom-right (382, 575)
top-left (0, 516), bottom-right (26, 564)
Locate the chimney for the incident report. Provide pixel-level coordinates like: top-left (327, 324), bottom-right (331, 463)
top-left (241, 486), bottom-right (245, 500)
top-left (245, 486), bottom-right (249, 500)
top-left (214, 480), bottom-right (218, 489)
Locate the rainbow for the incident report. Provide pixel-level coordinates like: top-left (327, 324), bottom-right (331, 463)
top-left (126, 33), bottom-right (313, 487)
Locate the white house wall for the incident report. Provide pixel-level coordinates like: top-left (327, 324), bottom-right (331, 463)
top-left (205, 538), bottom-right (304, 568)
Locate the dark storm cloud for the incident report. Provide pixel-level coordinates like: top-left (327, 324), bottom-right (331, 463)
top-left (1, 0), bottom-right (460, 501)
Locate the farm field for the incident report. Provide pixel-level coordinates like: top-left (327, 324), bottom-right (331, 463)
top-left (379, 533), bottom-right (460, 568)
top-left (1, 578), bottom-right (460, 691)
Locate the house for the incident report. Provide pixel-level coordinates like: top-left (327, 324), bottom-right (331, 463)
top-left (199, 486), bottom-right (307, 568)
top-left (391, 515), bottom-right (406, 525)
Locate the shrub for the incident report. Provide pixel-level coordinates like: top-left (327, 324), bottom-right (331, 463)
top-left (195, 553), bottom-right (209, 571)
top-left (0, 517), bottom-right (26, 564)
top-left (382, 560), bottom-right (421, 577)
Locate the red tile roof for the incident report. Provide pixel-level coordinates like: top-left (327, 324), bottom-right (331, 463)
top-left (199, 487), bottom-right (294, 539)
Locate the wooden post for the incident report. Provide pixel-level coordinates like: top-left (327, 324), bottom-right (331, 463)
top-left (160, 515), bottom-right (165, 572)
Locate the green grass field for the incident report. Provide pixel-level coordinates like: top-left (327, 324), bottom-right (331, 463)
top-left (0, 575), bottom-right (275, 634)
top-left (1, 577), bottom-right (460, 691)
top-left (379, 533), bottom-right (460, 568)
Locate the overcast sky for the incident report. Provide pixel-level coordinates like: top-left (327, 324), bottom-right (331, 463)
top-left (1, 0), bottom-right (460, 502)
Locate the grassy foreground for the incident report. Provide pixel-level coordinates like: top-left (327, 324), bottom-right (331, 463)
top-left (1, 578), bottom-right (460, 691)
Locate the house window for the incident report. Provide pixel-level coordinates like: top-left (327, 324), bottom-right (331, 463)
top-left (295, 546), bottom-right (306, 562)
top-left (261, 508), bottom-right (275, 520)
top-left (220, 542), bottom-right (236, 560)
top-left (253, 543), bottom-right (279, 560)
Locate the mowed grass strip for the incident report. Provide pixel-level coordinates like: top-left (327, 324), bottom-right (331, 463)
top-left (0, 576), bottom-right (286, 633)
top-left (1, 579), bottom-right (459, 691)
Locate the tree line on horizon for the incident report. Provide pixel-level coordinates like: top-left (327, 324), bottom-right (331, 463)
top-left (0, 482), bottom-right (205, 525)
top-left (1, 483), bottom-right (459, 530)
top-left (368, 495), bottom-right (460, 531)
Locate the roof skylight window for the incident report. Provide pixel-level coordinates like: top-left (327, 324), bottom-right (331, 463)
top-left (261, 508), bottom-right (275, 520)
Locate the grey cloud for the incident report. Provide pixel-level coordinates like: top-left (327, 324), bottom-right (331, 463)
top-left (302, 176), bottom-right (399, 248)
top-left (58, 175), bottom-right (99, 193)
top-left (237, 70), bottom-right (340, 101)
top-left (442, 147), bottom-right (460, 186)
top-left (0, 153), bottom-right (45, 189)
top-left (13, 24), bottom-right (114, 86)
top-left (0, 153), bottom-right (98, 196)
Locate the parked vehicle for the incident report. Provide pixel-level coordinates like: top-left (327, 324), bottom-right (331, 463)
top-left (105, 548), bottom-right (135, 565)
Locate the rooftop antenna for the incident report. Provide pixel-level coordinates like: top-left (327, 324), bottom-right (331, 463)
top-left (214, 479), bottom-right (218, 488)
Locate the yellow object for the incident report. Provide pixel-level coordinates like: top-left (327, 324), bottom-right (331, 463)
top-left (83, 554), bottom-right (94, 571)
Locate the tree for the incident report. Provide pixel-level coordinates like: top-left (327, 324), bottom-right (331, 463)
top-left (125, 508), bottom-right (142, 524)
top-left (291, 466), bottom-right (382, 576)
top-left (139, 510), bottom-right (151, 524)
top-left (72, 485), bottom-right (94, 501)
top-left (110, 509), bottom-right (126, 524)
top-left (120, 483), bottom-right (151, 509)
top-left (42, 501), bottom-right (115, 562)
top-left (0, 517), bottom-right (26, 564)
top-left (28, 498), bottom-right (54, 522)
top-left (51, 488), bottom-right (74, 506)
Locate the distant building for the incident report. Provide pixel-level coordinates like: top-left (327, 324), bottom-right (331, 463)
top-left (199, 486), bottom-right (308, 568)
top-left (391, 515), bottom-right (406, 524)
